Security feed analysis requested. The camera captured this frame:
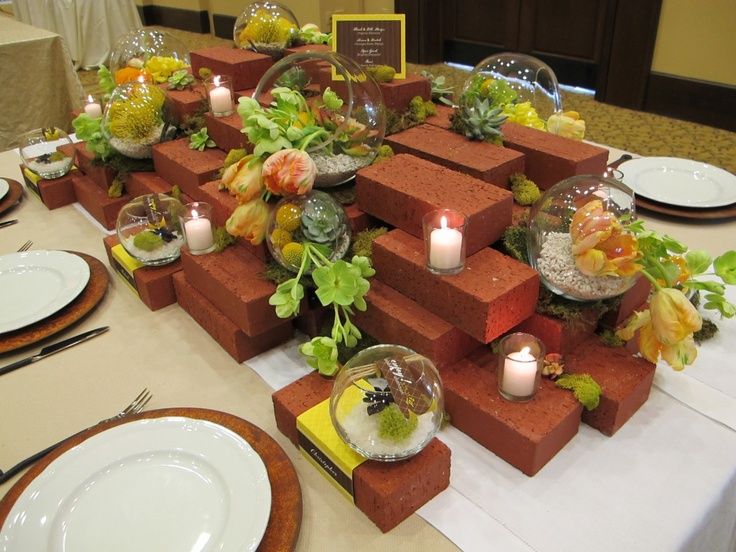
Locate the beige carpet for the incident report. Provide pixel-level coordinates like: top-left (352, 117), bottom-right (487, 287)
top-left (78, 26), bottom-right (736, 174)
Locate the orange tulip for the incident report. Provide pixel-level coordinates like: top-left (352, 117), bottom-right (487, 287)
top-left (262, 149), bottom-right (316, 196)
top-left (225, 198), bottom-right (270, 245)
top-left (114, 66), bottom-right (151, 85)
top-left (221, 156), bottom-right (264, 204)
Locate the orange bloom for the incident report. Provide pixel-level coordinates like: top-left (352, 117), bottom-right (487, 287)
top-left (221, 156), bottom-right (264, 204)
top-left (225, 198), bottom-right (270, 245)
top-left (114, 67), bottom-right (151, 85)
top-left (262, 149), bottom-right (316, 196)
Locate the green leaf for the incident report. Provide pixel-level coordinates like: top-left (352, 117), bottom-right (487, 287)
top-left (662, 235), bottom-right (687, 254)
top-left (97, 65), bottom-right (115, 94)
top-left (322, 87), bottom-right (344, 110)
top-left (714, 251), bottom-right (736, 284)
top-left (683, 280), bottom-right (725, 295)
top-left (686, 250), bottom-right (712, 275)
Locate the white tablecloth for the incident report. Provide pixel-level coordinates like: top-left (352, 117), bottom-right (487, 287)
top-left (12, 0), bottom-right (142, 69)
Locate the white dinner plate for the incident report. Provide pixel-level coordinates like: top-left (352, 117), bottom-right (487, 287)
top-left (0, 179), bottom-right (8, 201)
top-left (619, 157), bottom-right (736, 208)
top-left (0, 250), bottom-right (90, 333)
top-left (0, 417), bottom-right (272, 552)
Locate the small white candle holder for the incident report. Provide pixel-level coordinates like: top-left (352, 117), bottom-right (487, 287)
top-left (497, 333), bottom-right (545, 402)
top-left (83, 94), bottom-right (103, 118)
top-left (181, 202), bottom-right (216, 255)
top-left (422, 209), bottom-right (468, 275)
top-left (206, 75), bottom-right (234, 117)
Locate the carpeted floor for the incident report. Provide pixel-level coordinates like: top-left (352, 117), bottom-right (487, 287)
top-left (79, 26), bottom-right (736, 174)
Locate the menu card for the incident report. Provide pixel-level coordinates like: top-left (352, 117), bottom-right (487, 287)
top-left (332, 13), bottom-right (406, 79)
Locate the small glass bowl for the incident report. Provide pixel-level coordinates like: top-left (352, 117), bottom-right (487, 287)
top-left (329, 344), bottom-right (445, 461)
top-left (266, 191), bottom-right (350, 272)
top-left (233, 2), bottom-right (299, 56)
top-left (108, 29), bottom-right (190, 85)
top-left (19, 127), bottom-right (74, 179)
top-left (528, 174), bottom-right (638, 301)
top-left (116, 194), bottom-right (185, 266)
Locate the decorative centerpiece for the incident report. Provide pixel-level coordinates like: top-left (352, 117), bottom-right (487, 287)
top-left (19, 127), bottom-right (74, 179)
top-left (245, 51), bottom-right (386, 187)
top-left (451, 52), bottom-right (586, 142)
top-left (116, 194), bottom-right (185, 266)
top-left (329, 345), bottom-right (445, 461)
top-left (108, 29), bottom-right (190, 86)
top-left (233, 2), bottom-right (298, 56)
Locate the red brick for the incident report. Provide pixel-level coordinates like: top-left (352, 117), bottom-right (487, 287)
top-left (180, 246), bottom-right (283, 336)
top-left (32, 171), bottom-right (77, 210)
top-left (272, 372), bottom-right (333, 446)
top-left (71, 174), bottom-right (130, 230)
top-left (356, 154), bottom-right (513, 255)
top-left (385, 124), bottom-right (525, 188)
top-left (152, 138), bottom-right (226, 197)
top-left (354, 439), bottom-right (450, 532)
top-left (73, 142), bottom-right (116, 190)
top-left (514, 311), bottom-right (599, 354)
top-left (204, 112), bottom-right (246, 153)
top-left (102, 235), bottom-right (181, 311)
top-left (125, 172), bottom-right (173, 198)
top-left (284, 44), bottom-right (332, 57)
top-left (501, 122), bottom-right (608, 190)
top-left (565, 337), bottom-right (656, 436)
top-left (373, 230), bottom-right (539, 343)
top-left (424, 104), bottom-right (454, 130)
top-left (343, 203), bottom-right (371, 233)
top-left (190, 46), bottom-right (274, 91)
top-left (174, 271), bottom-right (293, 362)
top-left (164, 84), bottom-right (208, 124)
top-left (354, 280), bottom-right (482, 368)
top-left (602, 276), bottom-right (651, 328)
top-left (443, 352), bottom-right (582, 475)
top-left (234, 87), bottom-right (273, 107)
top-left (378, 74), bottom-right (431, 113)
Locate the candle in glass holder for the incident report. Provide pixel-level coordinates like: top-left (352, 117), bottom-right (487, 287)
top-left (208, 75), bottom-right (233, 116)
top-left (84, 95), bottom-right (102, 118)
top-left (423, 209), bottom-right (468, 275)
top-left (181, 202), bottom-right (215, 254)
top-left (497, 333), bottom-right (545, 402)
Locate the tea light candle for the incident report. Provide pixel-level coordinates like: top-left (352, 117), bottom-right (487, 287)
top-left (209, 75), bottom-right (232, 115)
top-left (429, 216), bottom-right (463, 269)
top-left (500, 346), bottom-right (537, 397)
top-left (184, 210), bottom-right (214, 252)
top-left (84, 95), bottom-right (102, 118)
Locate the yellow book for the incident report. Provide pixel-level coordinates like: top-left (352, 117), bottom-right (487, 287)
top-left (110, 243), bottom-right (143, 296)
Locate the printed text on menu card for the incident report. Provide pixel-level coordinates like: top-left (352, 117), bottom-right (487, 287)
top-left (332, 14), bottom-right (406, 80)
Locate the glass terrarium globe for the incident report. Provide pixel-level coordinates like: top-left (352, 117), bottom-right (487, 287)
top-left (116, 194), bottom-right (185, 266)
top-left (108, 29), bottom-right (190, 85)
top-left (102, 82), bottom-right (168, 159)
top-left (463, 52), bottom-right (562, 123)
top-left (528, 175), bottom-right (638, 301)
top-left (233, 1), bottom-right (299, 55)
top-left (253, 51), bottom-right (387, 187)
top-left (266, 190), bottom-right (350, 272)
top-left (330, 344), bottom-right (445, 461)
top-left (19, 127), bottom-right (73, 179)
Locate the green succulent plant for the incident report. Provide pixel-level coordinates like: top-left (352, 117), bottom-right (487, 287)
top-left (168, 69), bottom-right (196, 90)
top-left (301, 198), bottom-right (342, 243)
top-left (275, 67), bottom-right (310, 92)
top-left (450, 97), bottom-right (507, 143)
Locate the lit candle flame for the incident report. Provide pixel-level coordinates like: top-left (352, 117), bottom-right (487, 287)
top-left (213, 75), bottom-right (221, 87)
top-left (521, 346), bottom-right (531, 355)
top-left (191, 209), bottom-right (198, 218)
top-left (440, 215), bottom-right (447, 229)
top-left (87, 94), bottom-right (94, 103)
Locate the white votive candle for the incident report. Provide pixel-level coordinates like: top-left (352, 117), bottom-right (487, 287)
top-left (209, 75), bottom-right (232, 115)
top-left (501, 346), bottom-right (538, 397)
top-left (429, 216), bottom-right (463, 269)
top-left (84, 95), bottom-right (102, 118)
top-left (184, 213), bottom-right (214, 251)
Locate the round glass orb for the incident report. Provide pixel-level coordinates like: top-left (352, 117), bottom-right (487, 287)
top-left (266, 190), bottom-right (350, 272)
top-left (102, 82), bottom-right (168, 159)
top-left (233, 2), bottom-right (299, 56)
top-left (252, 51), bottom-right (387, 187)
top-left (330, 344), bottom-right (445, 461)
top-left (116, 194), bottom-right (185, 266)
top-left (528, 175), bottom-right (639, 301)
top-left (462, 52), bottom-right (562, 123)
top-left (19, 127), bottom-right (73, 179)
top-left (108, 29), bottom-right (190, 85)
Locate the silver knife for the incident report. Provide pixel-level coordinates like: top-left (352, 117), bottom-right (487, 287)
top-left (0, 219), bottom-right (18, 229)
top-left (0, 326), bottom-right (109, 377)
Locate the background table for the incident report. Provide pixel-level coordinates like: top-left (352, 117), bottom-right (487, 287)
top-left (0, 146), bottom-right (735, 551)
top-left (0, 17), bottom-right (83, 150)
top-left (12, 0), bottom-right (142, 69)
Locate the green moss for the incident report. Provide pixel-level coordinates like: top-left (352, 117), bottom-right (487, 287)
top-left (408, 95), bottom-right (436, 123)
top-left (223, 148), bottom-right (248, 169)
top-left (372, 144), bottom-right (394, 165)
top-left (350, 227), bottom-right (388, 259)
top-left (108, 176), bottom-right (124, 198)
top-left (537, 287), bottom-right (614, 325)
top-left (694, 318), bottom-right (719, 344)
top-left (597, 328), bottom-right (626, 347)
top-left (509, 173), bottom-right (541, 206)
top-left (262, 261), bottom-right (295, 285)
top-left (555, 373), bottom-right (602, 411)
top-left (133, 230), bottom-right (164, 251)
top-left (377, 404), bottom-right (418, 442)
top-left (365, 65), bottom-right (396, 83)
top-left (501, 225), bottom-right (529, 264)
top-left (213, 226), bottom-right (237, 253)
top-left (170, 185), bottom-right (182, 201)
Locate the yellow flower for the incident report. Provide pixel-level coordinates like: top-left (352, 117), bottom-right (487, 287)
top-left (221, 155), bottom-right (264, 203)
top-left (650, 288), bottom-right (702, 345)
top-left (502, 101), bottom-right (546, 130)
top-left (547, 111), bottom-right (586, 140)
top-left (225, 198), bottom-right (270, 245)
top-left (143, 56), bottom-right (189, 83)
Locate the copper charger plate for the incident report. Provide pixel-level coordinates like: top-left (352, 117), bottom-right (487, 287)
top-left (0, 407), bottom-right (302, 552)
top-left (636, 195), bottom-right (736, 220)
top-left (0, 251), bottom-right (109, 354)
top-left (0, 178), bottom-right (23, 217)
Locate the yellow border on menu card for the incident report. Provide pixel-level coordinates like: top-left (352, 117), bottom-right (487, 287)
top-left (331, 13), bottom-right (406, 80)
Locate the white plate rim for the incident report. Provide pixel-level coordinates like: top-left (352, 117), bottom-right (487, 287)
top-left (0, 179), bottom-right (8, 201)
top-left (620, 156), bottom-right (736, 208)
top-left (0, 416), bottom-right (272, 552)
top-left (0, 250), bottom-right (90, 333)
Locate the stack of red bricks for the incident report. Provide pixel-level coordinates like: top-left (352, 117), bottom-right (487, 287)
top-left (57, 46), bottom-right (656, 531)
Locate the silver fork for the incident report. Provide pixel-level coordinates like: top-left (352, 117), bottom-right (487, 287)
top-left (0, 388), bottom-right (152, 484)
top-left (17, 240), bottom-right (32, 252)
